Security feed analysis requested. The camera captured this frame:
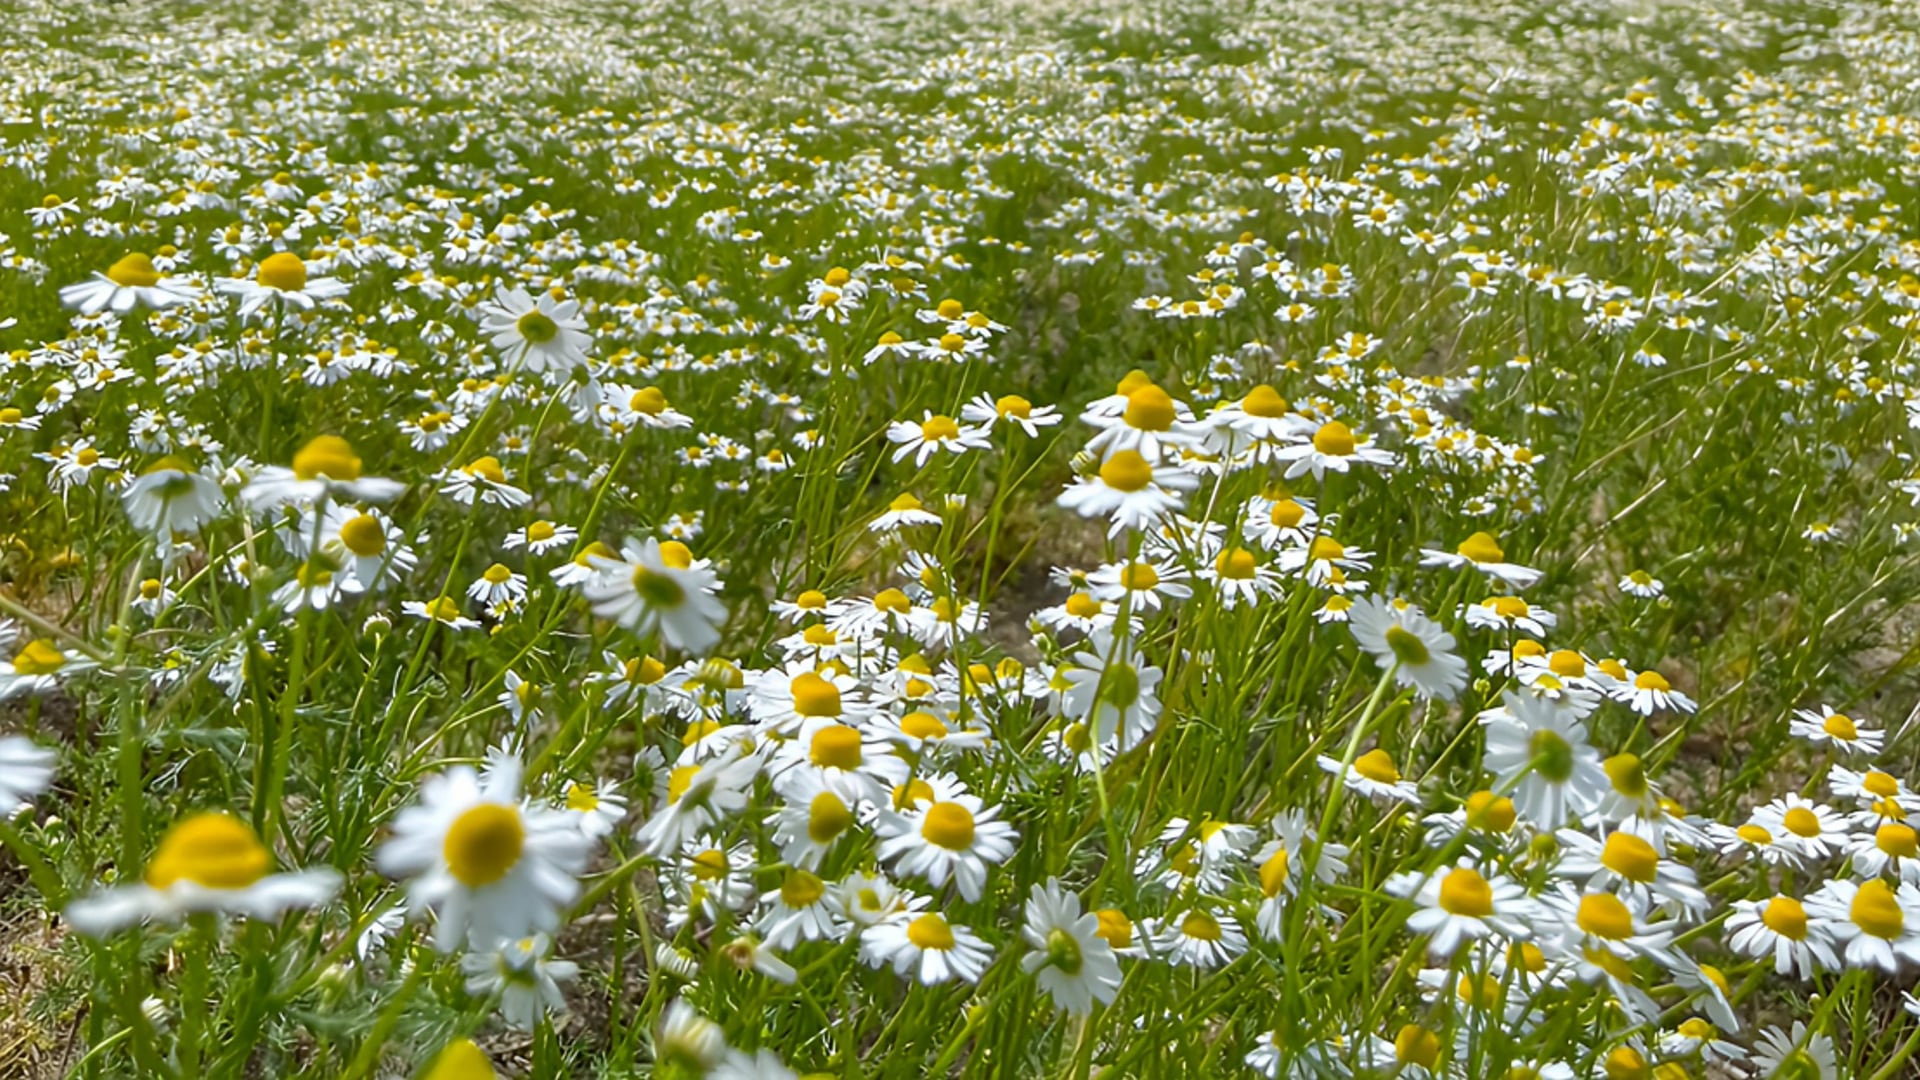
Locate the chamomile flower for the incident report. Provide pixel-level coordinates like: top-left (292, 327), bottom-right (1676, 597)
top-left (960, 392), bottom-right (1060, 436)
top-left (375, 754), bottom-right (591, 952)
top-left (1021, 879), bottom-right (1122, 1015)
top-left (1390, 860), bottom-right (1536, 958)
top-left (635, 746), bottom-right (758, 856)
top-left (403, 596), bottom-right (482, 631)
top-left (758, 868), bottom-right (846, 949)
top-left (556, 779), bottom-right (628, 839)
top-left (1807, 877), bottom-right (1920, 973)
top-left (1618, 569), bottom-right (1664, 598)
top-left (461, 932), bottom-right (578, 1031)
top-left (479, 284), bottom-right (592, 374)
top-left (1082, 383), bottom-right (1199, 461)
top-left (1059, 635), bottom-right (1164, 751)
top-left (242, 435), bottom-right (405, 510)
top-left (1272, 419), bottom-right (1397, 480)
top-left (504, 520), bottom-right (577, 556)
top-left (1750, 1022), bottom-right (1837, 1080)
top-left (217, 252), bottom-right (349, 317)
top-left (1056, 449), bottom-right (1198, 536)
top-left (1250, 810), bottom-right (1348, 940)
top-left (1146, 905), bottom-right (1247, 969)
top-left (119, 456), bottom-right (222, 539)
top-left (1552, 828), bottom-right (1708, 916)
top-left (1461, 595), bottom-right (1557, 637)
top-left (59, 252), bottom-right (200, 314)
top-left (1418, 531), bottom-right (1543, 588)
top-left (0, 639), bottom-right (95, 702)
top-left (1608, 667), bottom-right (1697, 715)
top-left (584, 538), bottom-right (727, 654)
top-left (887, 411), bottom-right (990, 465)
top-left (860, 908), bottom-right (990, 985)
top-left (1347, 596), bottom-right (1467, 701)
top-left (1789, 704), bottom-right (1883, 755)
top-left (1481, 689), bottom-right (1607, 829)
top-left (65, 812), bottom-right (341, 935)
top-left (1755, 794), bottom-right (1850, 861)
top-left (875, 791), bottom-right (1017, 901)
top-left (1319, 748), bottom-right (1420, 804)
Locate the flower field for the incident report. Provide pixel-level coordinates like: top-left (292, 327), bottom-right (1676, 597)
top-left (5, 0), bottom-right (1920, 1076)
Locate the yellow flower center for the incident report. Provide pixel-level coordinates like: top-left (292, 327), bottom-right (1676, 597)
top-left (1487, 596), bottom-right (1529, 621)
top-left (1098, 450), bottom-right (1155, 492)
top-left (1852, 879), bottom-right (1905, 939)
top-left (920, 415), bottom-right (961, 442)
top-left (291, 435), bottom-right (363, 482)
top-left (11, 639), bottom-right (67, 677)
top-left (1880, 824), bottom-right (1919, 858)
top-left (256, 251), bottom-right (309, 292)
top-left (1464, 791), bottom-right (1516, 832)
top-left (920, 801), bottom-right (976, 850)
top-left (1122, 386), bottom-right (1176, 431)
top-left (887, 493), bottom-right (923, 513)
top-left (628, 387), bottom-right (669, 416)
top-left (781, 869), bottom-right (826, 907)
top-left (1438, 868), bottom-right (1495, 917)
top-left (689, 848), bottom-right (729, 881)
top-left (1576, 893), bottom-right (1634, 940)
top-left (1268, 499), bottom-right (1306, 528)
top-left (906, 913), bottom-right (955, 950)
top-left (1823, 713), bottom-right (1859, 740)
top-left (1352, 748), bottom-right (1400, 784)
top-left (1866, 771), bottom-right (1901, 798)
top-left (1603, 1046), bottom-right (1649, 1080)
top-left (516, 309), bottom-right (559, 345)
top-left (525, 520), bottom-right (557, 543)
top-left (1307, 535), bottom-right (1344, 561)
top-left (995, 395), bottom-right (1032, 419)
top-left (900, 711), bottom-right (948, 740)
top-left (1258, 845), bottom-right (1290, 897)
top-left (1215, 548), bottom-right (1258, 580)
top-left (1394, 1025), bottom-right (1440, 1069)
top-left (1180, 910), bottom-right (1222, 941)
top-left (422, 596), bottom-right (463, 622)
top-left (1600, 832), bottom-right (1660, 883)
top-left (1241, 384), bottom-right (1289, 418)
top-left (106, 253), bottom-right (162, 288)
top-left (1604, 753), bottom-right (1648, 798)
top-left (1096, 909), bottom-right (1132, 949)
top-left (1384, 625), bottom-right (1431, 666)
top-left (442, 803), bottom-right (525, 887)
top-left (807, 791), bottom-right (852, 843)
top-left (1782, 807), bottom-right (1821, 838)
top-left (337, 513), bottom-right (386, 556)
top-left (1311, 420), bottom-right (1356, 456)
top-left (1549, 650), bottom-right (1586, 677)
top-left (1529, 729), bottom-right (1575, 783)
top-left (892, 777), bottom-right (934, 809)
top-left (1634, 670), bottom-right (1670, 692)
top-left (422, 1038), bottom-right (495, 1080)
top-left (809, 725), bottom-right (863, 769)
top-left (144, 812), bottom-right (271, 890)
top-left (464, 456), bottom-right (507, 485)
top-left (564, 783), bottom-right (600, 812)
top-left (790, 672), bottom-right (843, 718)
top-left (1762, 896), bottom-right (1808, 940)
top-left (1456, 531), bottom-right (1504, 563)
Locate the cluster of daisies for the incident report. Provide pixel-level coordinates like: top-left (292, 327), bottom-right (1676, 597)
top-left (7, 0), bottom-right (1920, 1075)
